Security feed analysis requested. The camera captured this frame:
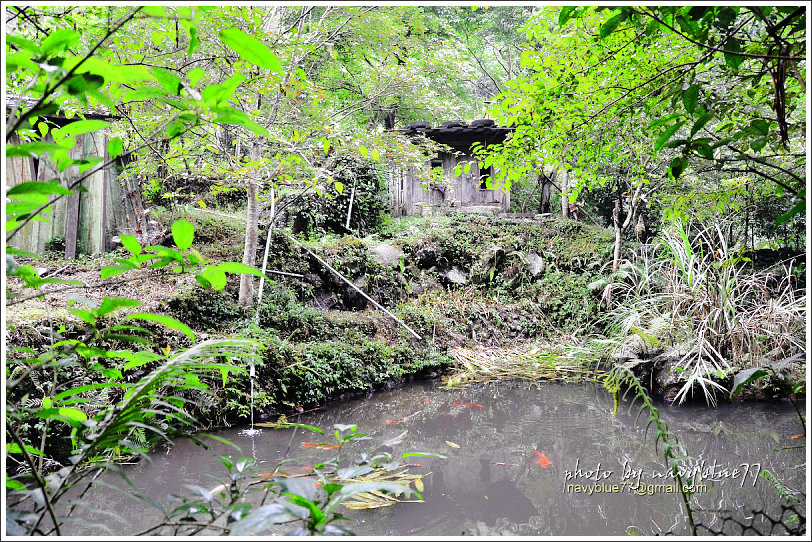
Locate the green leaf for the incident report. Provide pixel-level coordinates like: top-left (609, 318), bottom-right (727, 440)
top-left (6, 142), bottom-right (72, 158)
top-left (150, 66), bottom-right (182, 95)
top-left (53, 119), bottom-right (110, 141)
top-left (123, 87), bottom-right (167, 101)
top-left (199, 266), bottom-right (227, 290)
top-left (107, 136), bottom-right (124, 159)
top-left (724, 37), bottom-right (743, 70)
top-left (101, 260), bottom-right (139, 279)
top-left (558, 6), bottom-right (578, 26)
top-left (216, 261), bottom-right (264, 277)
top-left (6, 35), bottom-right (42, 54)
top-left (668, 156), bottom-right (688, 179)
top-left (599, 11), bottom-right (627, 38)
top-left (750, 137), bottom-right (768, 152)
top-left (655, 120), bottom-right (686, 151)
top-left (682, 84), bottom-right (699, 114)
top-left (334, 181), bottom-right (344, 194)
top-left (218, 28), bottom-right (282, 72)
top-left (41, 29), bottom-right (80, 55)
top-left (187, 67), bottom-right (206, 87)
top-left (171, 219), bottom-right (194, 251)
top-left (749, 119), bottom-right (770, 136)
top-left (776, 197), bottom-right (805, 226)
top-left (730, 368), bottom-right (770, 397)
top-left (35, 407), bottom-right (88, 428)
top-left (65, 73), bottom-right (105, 96)
top-left (97, 297), bottom-right (141, 317)
top-left (117, 236), bottom-right (141, 257)
top-left (7, 181), bottom-right (72, 196)
top-left (125, 313), bottom-right (195, 341)
top-left (690, 112), bottom-right (714, 136)
top-left (213, 114), bottom-right (269, 138)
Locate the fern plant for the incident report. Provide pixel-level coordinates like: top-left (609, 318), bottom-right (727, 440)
top-left (603, 365), bottom-right (696, 532)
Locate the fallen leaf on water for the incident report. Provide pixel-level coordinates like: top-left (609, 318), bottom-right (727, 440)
top-left (303, 442), bottom-right (341, 449)
top-left (453, 402), bottom-right (484, 408)
top-left (422, 398), bottom-right (430, 403)
top-left (446, 441), bottom-right (460, 449)
top-left (791, 434), bottom-right (804, 440)
top-left (534, 450), bottom-right (552, 468)
top-left (386, 418), bottom-right (403, 425)
top-left (414, 478), bottom-right (424, 492)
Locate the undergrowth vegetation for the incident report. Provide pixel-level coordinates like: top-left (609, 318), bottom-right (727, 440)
top-left (597, 221), bottom-right (806, 404)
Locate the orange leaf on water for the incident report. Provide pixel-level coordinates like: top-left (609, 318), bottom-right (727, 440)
top-left (386, 418), bottom-right (403, 424)
top-left (790, 434), bottom-right (804, 440)
top-left (453, 402), bottom-right (484, 408)
top-left (535, 451), bottom-right (552, 468)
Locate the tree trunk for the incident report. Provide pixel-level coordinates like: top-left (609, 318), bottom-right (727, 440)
top-left (539, 172), bottom-right (553, 214)
top-left (612, 197), bottom-right (622, 272)
top-left (238, 139), bottom-right (262, 307)
top-left (560, 168), bottom-right (569, 218)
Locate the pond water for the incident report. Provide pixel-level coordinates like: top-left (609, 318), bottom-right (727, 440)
top-left (66, 379), bottom-right (805, 536)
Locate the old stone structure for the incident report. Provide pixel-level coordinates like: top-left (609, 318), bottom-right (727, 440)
top-left (388, 119), bottom-right (513, 216)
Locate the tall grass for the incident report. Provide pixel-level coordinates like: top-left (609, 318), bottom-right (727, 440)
top-left (601, 221), bottom-right (805, 404)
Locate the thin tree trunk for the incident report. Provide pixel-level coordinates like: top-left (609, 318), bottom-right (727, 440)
top-left (612, 197), bottom-right (622, 272)
top-left (238, 139), bottom-right (262, 307)
top-left (560, 168), bottom-right (569, 218)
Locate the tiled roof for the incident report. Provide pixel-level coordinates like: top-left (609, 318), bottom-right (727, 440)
top-left (400, 119), bottom-right (513, 151)
top-left (5, 94), bottom-right (119, 120)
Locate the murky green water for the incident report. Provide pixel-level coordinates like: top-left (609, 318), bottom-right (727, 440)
top-left (66, 380), bottom-right (806, 536)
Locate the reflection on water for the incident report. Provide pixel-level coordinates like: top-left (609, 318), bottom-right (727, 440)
top-left (65, 380), bottom-right (806, 536)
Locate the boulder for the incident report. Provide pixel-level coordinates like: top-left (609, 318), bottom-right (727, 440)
top-left (370, 243), bottom-right (403, 267)
top-left (444, 267), bottom-right (468, 285)
top-left (525, 253), bottom-right (545, 276)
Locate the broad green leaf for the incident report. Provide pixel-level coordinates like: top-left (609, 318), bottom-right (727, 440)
top-left (120, 235), bottom-right (142, 256)
top-left (776, 197), bottom-right (804, 226)
top-left (690, 112), bottom-right (714, 136)
top-left (53, 382), bottom-right (123, 403)
top-left (35, 407), bottom-right (87, 428)
top-left (599, 11), bottom-right (627, 38)
top-left (358, 146), bottom-right (368, 158)
top-left (187, 67), bottom-right (206, 87)
top-left (213, 114), bottom-right (269, 138)
top-left (107, 137), bottom-right (124, 159)
top-left (101, 261), bottom-right (139, 279)
top-left (166, 120), bottom-right (186, 139)
top-left (647, 113), bottom-right (681, 130)
top-left (216, 261), bottom-right (264, 277)
top-left (558, 6), bottom-right (578, 26)
top-left (6, 35), bottom-right (42, 54)
top-left (201, 74), bottom-right (246, 105)
top-left (171, 219), bottom-right (194, 251)
top-left (123, 87), bottom-right (167, 101)
top-left (7, 181), bottom-right (72, 196)
top-left (53, 120), bottom-right (110, 142)
top-left (724, 37), bottom-right (743, 70)
top-left (750, 137), bottom-right (768, 152)
top-left (125, 313), bottom-right (195, 341)
top-left (97, 297), bottom-right (141, 317)
top-left (682, 84), bottom-right (699, 114)
top-left (199, 266), bottom-right (227, 290)
top-left (731, 368), bottom-right (770, 397)
top-left (668, 156), bottom-right (688, 179)
top-left (41, 29), bottom-right (80, 55)
top-left (65, 73), bottom-right (105, 96)
top-left (6, 142), bottom-right (72, 158)
top-left (334, 181), bottom-right (344, 194)
top-left (150, 66), bottom-right (182, 95)
top-left (654, 120), bottom-right (685, 151)
top-left (6, 443), bottom-right (45, 457)
top-left (749, 119), bottom-right (770, 136)
top-left (218, 28), bottom-right (281, 72)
